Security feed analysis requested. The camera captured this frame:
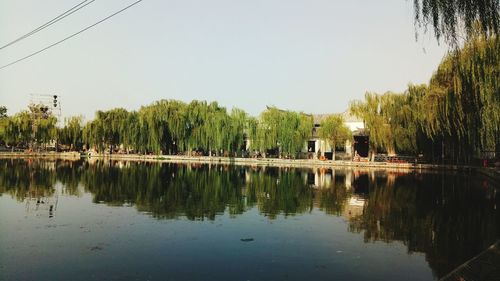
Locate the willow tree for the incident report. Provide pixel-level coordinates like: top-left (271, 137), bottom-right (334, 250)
top-left (203, 101), bottom-right (230, 155)
top-left (318, 114), bottom-right (352, 160)
top-left (0, 116), bottom-right (17, 149)
top-left (0, 107), bottom-right (7, 144)
top-left (163, 100), bottom-right (188, 153)
top-left (413, 0), bottom-right (499, 45)
top-left (0, 106), bottom-right (6, 119)
top-left (138, 100), bottom-right (181, 154)
top-left (78, 99), bottom-right (250, 156)
top-left (350, 93), bottom-right (393, 158)
top-left (420, 34), bottom-right (500, 162)
top-left (121, 111), bottom-right (142, 153)
top-left (132, 99), bottom-right (249, 156)
top-left (15, 111), bottom-right (34, 147)
top-left (35, 116), bottom-right (57, 148)
top-left (246, 116), bottom-right (258, 152)
top-left (227, 108), bottom-right (248, 156)
top-left (83, 108), bottom-right (132, 153)
top-left (101, 108), bottom-right (129, 151)
top-left (0, 111), bottom-right (32, 149)
top-left (58, 116), bottom-right (84, 151)
top-left (381, 91), bottom-right (425, 154)
top-left (25, 104), bottom-right (58, 149)
top-left (253, 107), bottom-right (312, 158)
top-left (350, 35), bottom-right (498, 163)
top-left (83, 120), bottom-right (99, 152)
top-left (184, 100), bottom-right (206, 153)
top-left (254, 107), bottom-right (279, 154)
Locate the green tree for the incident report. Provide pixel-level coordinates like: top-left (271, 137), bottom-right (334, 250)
top-left (4, 111), bottom-right (32, 149)
top-left (350, 93), bottom-right (393, 158)
top-left (350, 35), bottom-right (499, 163)
top-left (0, 106), bottom-right (7, 144)
top-left (59, 116), bottom-right (84, 151)
top-left (228, 108), bottom-right (248, 156)
top-left (253, 107), bottom-right (312, 158)
top-left (420, 35), bottom-right (500, 162)
top-left (35, 116), bottom-right (57, 148)
top-left (318, 114), bottom-right (352, 160)
top-left (413, 0), bottom-right (499, 45)
top-left (0, 106), bottom-right (6, 119)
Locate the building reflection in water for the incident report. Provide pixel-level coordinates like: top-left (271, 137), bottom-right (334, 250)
top-left (0, 159), bottom-right (498, 279)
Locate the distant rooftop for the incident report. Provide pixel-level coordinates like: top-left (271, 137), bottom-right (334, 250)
top-left (264, 106), bottom-right (363, 125)
top-left (312, 111), bottom-right (363, 125)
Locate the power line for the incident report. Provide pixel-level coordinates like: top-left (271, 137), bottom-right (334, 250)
top-left (0, 0), bottom-right (96, 51)
top-left (0, 0), bottom-right (143, 71)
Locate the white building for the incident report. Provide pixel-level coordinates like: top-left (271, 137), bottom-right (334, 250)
top-left (303, 111), bottom-right (368, 160)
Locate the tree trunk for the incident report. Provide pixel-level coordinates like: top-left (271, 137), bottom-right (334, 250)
top-left (369, 145), bottom-right (377, 162)
top-left (332, 140), bottom-right (336, 161)
top-left (441, 139), bottom-right (445, 165)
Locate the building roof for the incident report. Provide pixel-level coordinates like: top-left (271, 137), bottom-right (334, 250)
top-left (312, 111), bottom-right (363, 125)
top-left (312, 114), bottom-right (330, 125)
top-left (341, 111), bottom-right (363, 123)
top-left (264, 106), bottom-right (364, 125)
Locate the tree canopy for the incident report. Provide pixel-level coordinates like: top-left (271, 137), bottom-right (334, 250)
top-left (0, 106), bottom-right (6, 119)
top-left (2, 32), bottom-right (497, 164)
top-left (318, 114), bottom-right (352, 160)
top-left (251, 107), bottom-right (313, 158)
top-left (413, 0), bottom-right (499, 45)
top-left (58, 116), bottom-right (84, 151)
top-left (351, 35), bottom-right (499, 163)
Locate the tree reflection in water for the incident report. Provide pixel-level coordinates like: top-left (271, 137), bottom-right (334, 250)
top-left (0, 159), bottom-right (498, 278)
top-left (348, 170), bottom-right (499, 277)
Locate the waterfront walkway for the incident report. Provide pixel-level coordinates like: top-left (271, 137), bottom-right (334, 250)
top-left (440, 241), bottom-right (500, 281)
top-left (0, 152), bottom-right (499, 179)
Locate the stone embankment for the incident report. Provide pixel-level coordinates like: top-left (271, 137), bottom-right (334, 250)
top-left (1, 151), bottom-right (499, 178)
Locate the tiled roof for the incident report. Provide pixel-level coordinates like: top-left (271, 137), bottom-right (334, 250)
top-left (312, 111), bottom-right (363, 125)
top-left (264, 106), bottom-right (363, 124)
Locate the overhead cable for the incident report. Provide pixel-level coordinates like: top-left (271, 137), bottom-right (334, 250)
top-left (0, 0), bottom-right (144, 71)
top-left (0, 0), bottom-right (96, 51)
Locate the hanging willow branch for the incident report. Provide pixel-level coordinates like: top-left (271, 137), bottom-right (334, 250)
top-left (413, 0), bottom-right (499, 45)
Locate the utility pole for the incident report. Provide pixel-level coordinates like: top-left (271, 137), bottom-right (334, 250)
top-left (29, 94), bottom-right (62, 151)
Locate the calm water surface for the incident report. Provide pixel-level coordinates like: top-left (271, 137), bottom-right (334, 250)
top-left (0, 159), bottom-right (498, 281)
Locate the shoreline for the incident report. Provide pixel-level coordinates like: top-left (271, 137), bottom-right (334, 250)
top-left (1, 151), bottom-right (498, 174)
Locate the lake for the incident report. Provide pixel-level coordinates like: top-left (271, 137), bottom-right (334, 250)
top-left (0, 159), bottom-right (498, 281)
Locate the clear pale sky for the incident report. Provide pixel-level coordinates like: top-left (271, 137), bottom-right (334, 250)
top-left (0, 0), bottom-right (447, 121)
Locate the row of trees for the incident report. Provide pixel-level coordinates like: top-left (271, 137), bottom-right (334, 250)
top-left (0, 105), bottom-right (58, 151)
top-left (0, 101), bottom-right (352, 158)
top-left (79, 102), bottom-right (351, 158)
top-left (350, 34), bottom-right (499, 163)
top-left (80, 100), bottom-right (249, 156)
top-left (1, 35), bottom-right (497, 162)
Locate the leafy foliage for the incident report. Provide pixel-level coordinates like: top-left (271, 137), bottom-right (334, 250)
top-left (58, 116), bottom-right (84, 151)
top-left (0, 106), bottom-right (6, 119)
top-left (318, 114), bottom-right (352, 159)
top-left (251, 107), bottom-right (313, 158)
top-left (351, 35), bottom-right (499, 162)
top-left (0, 105), bottom-right (57, 149)
top-left (413, 0), bottom-right (499, 45)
